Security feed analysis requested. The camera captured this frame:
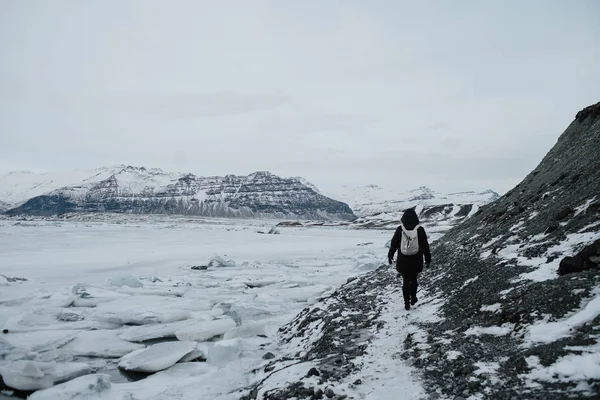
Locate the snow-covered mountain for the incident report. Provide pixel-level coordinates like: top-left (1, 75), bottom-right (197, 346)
top-left (329, 184), bottom-right (499, 217)
top-left (0, 166), bottom-right (355, 220)
top-left (320, 185), bottom-right (500, 234)
top-left (0, 199), bottom-right (8, 213)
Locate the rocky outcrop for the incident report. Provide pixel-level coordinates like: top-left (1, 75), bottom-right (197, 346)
top-left (4, 168), bottom-right (355, 220)
top-left (558, 239), bottom-right (600, 275)
top-left (575, 100), bottom-right (600, 122)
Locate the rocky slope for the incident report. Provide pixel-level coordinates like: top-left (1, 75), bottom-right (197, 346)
top-left (240, 101), bottom-right (600, 399)
top-left (1, 166), bottom-right (355, 220)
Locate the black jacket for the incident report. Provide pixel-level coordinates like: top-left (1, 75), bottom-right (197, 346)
top-left (388, 209), bottom-right (431, 274)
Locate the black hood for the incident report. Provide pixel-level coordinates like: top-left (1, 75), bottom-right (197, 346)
top-left (401, 208), bottom-right (420, 230)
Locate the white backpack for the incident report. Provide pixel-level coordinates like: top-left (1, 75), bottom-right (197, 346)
top-left (400, 225), bottom-right (420, 256)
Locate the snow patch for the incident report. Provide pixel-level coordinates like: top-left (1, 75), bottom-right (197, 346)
top-left (464, 325), bottom-right (513, 336)
top-left (480, 303), bottom-right (502, 313)
top-left (526, 292), bottom-right (600, 344)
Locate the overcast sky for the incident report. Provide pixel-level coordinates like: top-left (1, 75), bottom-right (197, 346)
top-left (1, 1), bottom-right (599, 194)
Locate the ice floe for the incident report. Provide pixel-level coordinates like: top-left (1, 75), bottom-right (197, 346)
top-left (118, 341), bottom-right (197, 373)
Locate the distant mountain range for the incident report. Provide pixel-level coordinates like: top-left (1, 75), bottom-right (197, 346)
top-left (0, 165), bottom-right (499, 225)
top-left (327, 184), bottom-right (499, 217)
top-left (0, 166), bottom-right (354, 220)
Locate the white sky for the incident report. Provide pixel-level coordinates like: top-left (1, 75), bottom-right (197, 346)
top-left (1, 0), bottom-right (599, 194)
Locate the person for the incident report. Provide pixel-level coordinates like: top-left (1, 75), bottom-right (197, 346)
top-left (387, 208), bottom-right (431, 310)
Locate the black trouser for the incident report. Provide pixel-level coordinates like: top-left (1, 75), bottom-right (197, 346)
top-left (401, 270), bottom-right (419, 304)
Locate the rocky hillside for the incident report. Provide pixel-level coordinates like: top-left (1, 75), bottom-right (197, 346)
top-left (1, 166), bottom-right (355, 220)
top-left (239, 101), bottom-right (600, 399)
top-left (0, 200), bottom-right (8, 213)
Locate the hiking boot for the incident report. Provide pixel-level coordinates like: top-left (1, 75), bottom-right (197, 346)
top-left (411, 296), bottom-right (418, 306)
top-left (404, 303), bottom-right (410, 311)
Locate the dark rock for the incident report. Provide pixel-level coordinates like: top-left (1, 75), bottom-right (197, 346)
top-left (558, 239), bottom-right (600, 275)
top-left (353, 379), bottom-right (362, 385)
top-left (2, 329), bottom-right (8, 334)
top-left (544, 224), bottom-right (559, 234)
top-left (314, 388), bottom-right (324, 399)
top-left (554, 206), bottom-right (573, 221)
top-left (558, 256), bottom-right (584, 275)
top-left (191, 265), bottom-right (208, 270)
top-left (264, 365), bottom-right (275, 373)
top-left (324, 387), bottom-right (335, 398)
top-left (575, 100), bottom-right (600, 121)
top-left (262, 352), bottom-right (276, 360)
top-left (306, 367), bottom-right (320, 377)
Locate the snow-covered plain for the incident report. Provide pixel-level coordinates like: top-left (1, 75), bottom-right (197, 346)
top-left (0, 216), bottom-right (396, 399)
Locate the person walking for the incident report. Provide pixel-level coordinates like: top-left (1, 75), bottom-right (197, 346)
top-left (388, 208), bottom-right (431, 310)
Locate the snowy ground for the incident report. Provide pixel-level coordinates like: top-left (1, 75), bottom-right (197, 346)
top-left (0, 216), bottom-right (398, 399)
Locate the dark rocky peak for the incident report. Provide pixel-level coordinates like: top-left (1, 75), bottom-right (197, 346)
top-left (575, 100), bottom-right (600, 122)
top-left (178, 173), bottom-right (197, 184)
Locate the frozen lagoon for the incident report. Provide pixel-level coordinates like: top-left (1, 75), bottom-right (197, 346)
top-left (0, 216), bottom-right (390, 399)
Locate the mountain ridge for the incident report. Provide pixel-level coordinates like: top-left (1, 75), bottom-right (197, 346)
top-left (1, 166), bottom-right (355, 221)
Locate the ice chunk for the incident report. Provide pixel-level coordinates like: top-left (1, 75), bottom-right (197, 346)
top-left (208, 255), bottom-right (236, 268)
top-left (0, 360), bottom-right (92, 391)
top-left (71, 285), bottom-right (131, 308)
top-left (175, 318), bottom-right (236, 342)
top-left (178, 345), bottom-right (205, 363)
top-left (118, 341), bottom-right (197, 373)
top-left (223, 322), bottom-right (267, 339)
top-left (57, 312), bottom-right (85, 322)
top-left (93, 296), bottom-right (192, 325)
top-left (119, 318), bottom-right (211, 342)
top-left (62, 330), bottom-right (145, 358)
top-left (108, 276), bottom-right (144, 288)
top-left (3, 330), bottom-right (79, 353)
top-left (207, 338), bottom-right (243, 367)
top-left (353, 253), bottom-right (381, 271)
top-left (28, 374), bottom-right (111, 400)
